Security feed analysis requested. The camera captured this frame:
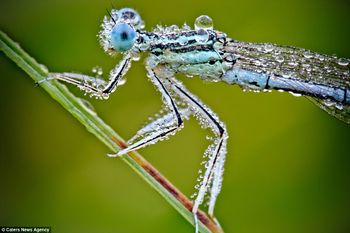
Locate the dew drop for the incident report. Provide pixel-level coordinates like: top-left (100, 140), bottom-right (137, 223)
top-left (168, 24), bottom-right (179, 33)
top-left (276, 55), bottom-right (284, 63)
top-left (194, 15), bottom-right (213, 30)
top-left (182, 23), bottom-right (191, 31)
top-left (288, 62), bottom-right (298, 67)
top-left (97, 67), bottom-right (103, 76)
top-left (282, 71), bottom-right (293, 78)
top-left (288, 91), bottom-right (302, 97)
top-left (131, 52), bottom-right (141, 61)
top-left (224, 55), bottom-right (235, 62)
top-left (337, 58), bottom-right (349, 66)
top-left (303, 51), bottom-right (313, 59)
top-left (324, 99), bottom-right (335, 107)
top-left (254, 60), bottom-right (261, 66)
top-left (117, 77), bottom-right (127, 86)
top-left (264, 44), bottom-right (274, 52)
top-left (335, 103), bottom-right (344, 110)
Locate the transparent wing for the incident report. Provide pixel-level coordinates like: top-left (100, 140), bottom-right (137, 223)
top-left (307, 97), bottom-right (350, 124)
top-left (222, 38), bottom-right (350, 123)
top-left (223, 39), bottom-right (350, 89)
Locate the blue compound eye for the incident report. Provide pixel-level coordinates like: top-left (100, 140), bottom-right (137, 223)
top-left (111, 23), bottom-right (137, 52)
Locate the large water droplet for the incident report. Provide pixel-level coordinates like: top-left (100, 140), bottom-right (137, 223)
top-left (337, 58), bottom-right (349, 66)
top-left (194, 15), bottom-right (213, 30)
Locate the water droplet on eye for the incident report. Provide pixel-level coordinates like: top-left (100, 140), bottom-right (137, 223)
top-left (194, 15), bottom-right (213, 30)
top-left (337, 58), bottom-right (349, 66)
top-left (264, 44), bottom-right (274, 52)
top-left (195, 28), bottom-right (209, 43)
top-left (303, 51), bottom-right (313, 59)
top-left (276, 55), bottom-right (284, 63)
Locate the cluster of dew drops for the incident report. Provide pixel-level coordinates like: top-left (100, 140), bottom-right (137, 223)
top-left (152, 14), bottom-right (214, 44)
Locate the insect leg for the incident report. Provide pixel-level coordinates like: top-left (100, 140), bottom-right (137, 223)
top-left (37, 55), bottom-right (132, 99)
top-left (127, 108), bottom-right (191, 145)
top-left (167, 77), bottom-right (228, 218)
top-left (111, 65), bottom-right (185, 156)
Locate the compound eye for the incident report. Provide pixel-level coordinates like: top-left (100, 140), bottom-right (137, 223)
top-left (118, 8), bottom-right (144, 29)
top-left (111, 23), bottom-right (137, 52)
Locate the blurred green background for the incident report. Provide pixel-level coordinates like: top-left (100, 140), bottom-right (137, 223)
top-left (1, 0), bottom-right (350, 233)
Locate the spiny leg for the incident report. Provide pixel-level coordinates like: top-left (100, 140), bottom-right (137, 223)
top-left (37, 55), bottom-right (132, 99)
top-left (167, 76), bottom-right (228, 230)
top-left (111, 65), bottom-right (185, 156)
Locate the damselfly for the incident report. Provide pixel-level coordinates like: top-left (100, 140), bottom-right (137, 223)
top-left (39, 7), bottom-right (350, 233)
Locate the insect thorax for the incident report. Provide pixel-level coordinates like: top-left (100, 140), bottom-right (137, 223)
top-left (141, 29), bottom-right (232, 81)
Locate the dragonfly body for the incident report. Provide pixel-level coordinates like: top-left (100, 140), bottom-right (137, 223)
top-left (137, 27), bottom-right (350, 108)
top-left (44, 8), bottom-right (350, 233)
top-left (222, 41), bottom-right (350, 106)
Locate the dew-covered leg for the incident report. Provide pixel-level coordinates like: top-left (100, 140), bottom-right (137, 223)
top-left (127, 108), bottom-right (192, 145)
top-left (167, 77), bottom-right (228, 223)
top-left (38, 55), bottom-right (132, 99)
top-left (39, 72), bottom-right (108, 98)
top-left (111, 65), bottom-right (185, 157)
